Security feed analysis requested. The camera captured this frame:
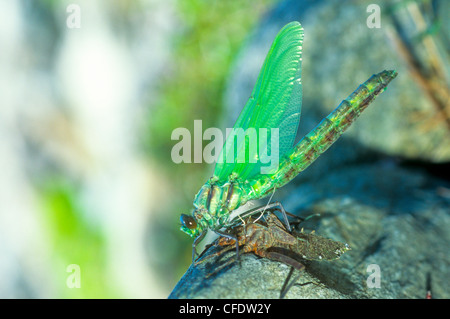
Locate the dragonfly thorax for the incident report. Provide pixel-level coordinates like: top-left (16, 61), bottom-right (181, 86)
top-left (180, 178), bottom-right (251, 238)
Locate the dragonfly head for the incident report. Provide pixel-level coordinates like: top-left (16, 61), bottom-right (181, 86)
top-left (180, 213), bottom-right (202, 238)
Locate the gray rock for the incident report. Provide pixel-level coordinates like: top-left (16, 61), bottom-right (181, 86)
top-left (224, 0), bottom-right (450, 163)
top-left (169, 162), bottom-right (450, 298)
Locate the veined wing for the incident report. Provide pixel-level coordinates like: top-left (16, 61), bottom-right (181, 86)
top-left (214, 21), bottom-right (304, 181)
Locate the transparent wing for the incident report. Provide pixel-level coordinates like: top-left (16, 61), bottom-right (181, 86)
top-left (214, 21), bottom-right (304, 181)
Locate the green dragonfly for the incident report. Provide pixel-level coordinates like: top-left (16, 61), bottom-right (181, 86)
top-left (180, 21), bottom-right (397, 261)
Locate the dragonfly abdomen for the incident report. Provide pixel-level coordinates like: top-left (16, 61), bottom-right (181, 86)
top-left (268, 70), bottom-right (397, 191)
top-left (327, 70), bottom-right (397, 131)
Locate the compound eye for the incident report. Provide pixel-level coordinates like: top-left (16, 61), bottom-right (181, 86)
top-left (180, 214), bottom-right (197, 230)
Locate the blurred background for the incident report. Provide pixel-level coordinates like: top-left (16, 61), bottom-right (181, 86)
top-left (0, 0), bottom-right (448, 298)
top-left (0, 0), bottom-right (279, 298)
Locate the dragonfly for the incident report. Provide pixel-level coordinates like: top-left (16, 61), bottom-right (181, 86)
top-left (180, 21), bottom-right (397, 261)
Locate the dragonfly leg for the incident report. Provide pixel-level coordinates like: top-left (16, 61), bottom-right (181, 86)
top-left (280, 267), bottom-right (303, 299)
top-left (253, 201), bottom-right (292, 232)
top-left (194, 242), bottom-right (241, 278)
top-left (214, 229), bottom-right (240, 260)
top-left (204, 255), bottom-right (237, 278)
top-left (263, 250), bottom-right (305, 299)
top-left (192, 230), bottom-right (207, 263)
top-left (265, 250), bottom-right (305, 272)
top-left (230, 202), bottom-right (292, 232)
top-left (195, 248), bottom-right (239, 278)
top-left (288, 212), bottom-right (321, 231)
top-left (269, 201), bottom-right (291, 232)
top-left (194, 244), bottom-right (235, 266)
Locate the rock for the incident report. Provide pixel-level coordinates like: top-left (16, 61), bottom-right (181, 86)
top-left (223, 0), bottom-right (450, 163)
top-left (169, 161), bottom-right (450, 298)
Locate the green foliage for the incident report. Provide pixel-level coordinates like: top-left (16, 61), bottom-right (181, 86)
top-left (39, 180), bottom-right (119, 298)
top-left (146, 0), bottom-right (276, 176)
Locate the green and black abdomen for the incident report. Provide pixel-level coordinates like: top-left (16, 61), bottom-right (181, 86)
top-left (266, 70), bottom-right (398, 192)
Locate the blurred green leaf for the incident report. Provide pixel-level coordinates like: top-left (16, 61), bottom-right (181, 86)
top-left (39, 180), bottom-right (119, 298)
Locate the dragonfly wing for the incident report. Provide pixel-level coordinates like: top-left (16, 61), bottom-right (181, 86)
top-left (214, 21), bottom-right (304, 181)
